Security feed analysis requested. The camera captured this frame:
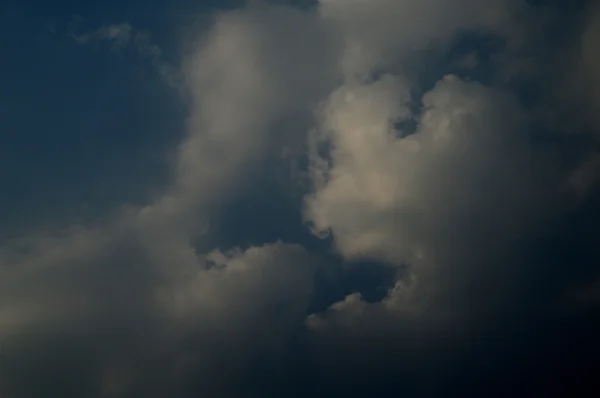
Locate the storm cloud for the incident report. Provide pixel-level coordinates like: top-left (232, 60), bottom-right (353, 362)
top-left (1, 0), bottom-right (599, 397)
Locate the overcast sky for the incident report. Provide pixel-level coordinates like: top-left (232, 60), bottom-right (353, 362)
top-left (1, 0), bottom-right (599, 397)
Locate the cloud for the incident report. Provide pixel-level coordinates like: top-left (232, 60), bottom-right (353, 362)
top-left (71, 22), bottom-right (182, 89)
top-left (319, 0), bottom-right (527, 78)
top-left (579, 3), bottom-right (600, 129)
top-left (8, 248), bottom-right (311, 398)
top-left (301, 0), bottom-right (600, 394)
top-left (0, 5), bottom-right (330, 397)
top-left (304, 0), bottom-right (560, 320)
top-left (2, 0), bottom-right (600, 397)
top-left (554, 1), bottom-right (600, 202)
top-left (305, 73), bottom-right (549, 299)
top-left (0, 224), bottom-right (315, 397)
top-left (72, 23), bottom-right (134, 46)
top-left (545, 1), bottom-right (600, 136)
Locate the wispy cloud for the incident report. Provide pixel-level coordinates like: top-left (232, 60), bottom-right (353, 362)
top-left (71, 21), bottom-right (182, 90)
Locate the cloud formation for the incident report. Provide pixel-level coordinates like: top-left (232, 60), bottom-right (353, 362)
top-left (1, 0), bottom-right (600, 397)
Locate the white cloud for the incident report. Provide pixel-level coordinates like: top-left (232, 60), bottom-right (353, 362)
top-left (304, 75), bottom-right (548, 329)
top-left (306, 74), bottom-right (535, 265)
top-left (151, 5), bottom-right (338, 220)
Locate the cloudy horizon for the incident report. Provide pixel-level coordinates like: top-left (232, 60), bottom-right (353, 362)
top-left (1, 0), bottom-right (599, 396)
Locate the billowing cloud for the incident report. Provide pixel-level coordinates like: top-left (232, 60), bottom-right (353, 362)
top-left (0, 234), bottom-right (314, 397)
top-left (1, 0), bottom-right (600, 397)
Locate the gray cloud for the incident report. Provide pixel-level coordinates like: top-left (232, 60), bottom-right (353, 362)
top-left (319, 0), bottom-right (527, 79)
top-left (579, 3), bottom-right (600, 129)
top-left (0, 225), bottom-right (315, 397)
top-left (1, 5), bottom-right (331, 396)
top-left (2, 0), bottom-right (600, 397)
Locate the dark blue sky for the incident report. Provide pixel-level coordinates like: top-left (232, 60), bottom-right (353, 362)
top-left (0, 1), bottom-right (185, 236)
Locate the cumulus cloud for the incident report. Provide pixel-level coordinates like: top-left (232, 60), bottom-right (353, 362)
top-left (306, 73), bottom-right (551, 306)
top-left (305, 0), bottom-right (561, 317)
top-left (2, 0), bottom-right (600, 397)
top-left (304, 0), bottom-right (600, 394)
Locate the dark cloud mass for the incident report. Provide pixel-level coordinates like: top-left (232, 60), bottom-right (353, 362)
top-left (1, 0), bottom-right (600, 397)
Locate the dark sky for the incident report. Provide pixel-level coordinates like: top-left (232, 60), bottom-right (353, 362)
top-left (1, 1), bottom-right (599, 397)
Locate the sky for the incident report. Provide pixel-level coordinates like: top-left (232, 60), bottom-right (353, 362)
top-left (1, 0), bottom-right (599, 397)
